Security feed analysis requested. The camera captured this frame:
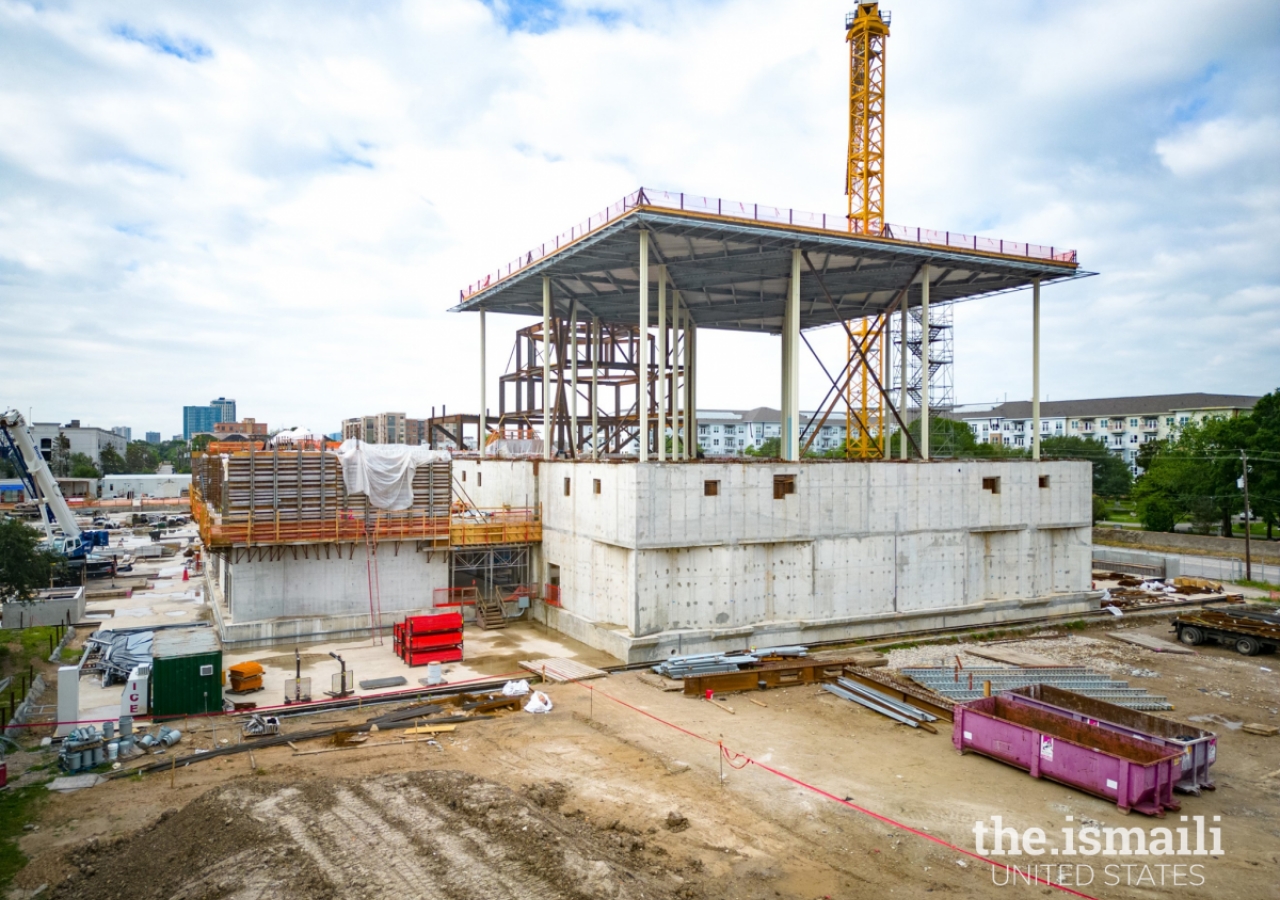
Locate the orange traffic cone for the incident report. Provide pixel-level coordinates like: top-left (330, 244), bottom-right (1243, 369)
top-left (182, 568), bottom-right (190, 582)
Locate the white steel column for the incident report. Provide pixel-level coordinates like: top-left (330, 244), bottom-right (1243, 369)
top-left (569, 299), bottom-right (579, 457)
top-left (783, 249), bottom-right (801, 461)
top-left (478, 310), bottom-right (486, 455)
top-left (920, 264), bottom-right (931, 461)
top-left (673, 294), bottom-right (683, 459)
top-left (657, 266), bottom-right (667, 462)
top-left (591, 316), bottom-right (600, 461)
top-left (1032, 277), bottom-right (1041, 461)
top-left (688, 324), bottom-right (697, 456)
top-left (899, 290), bottom-right (909, 459)
top-left (638, 231), bottom-right (650, 462)
top-left (683, 311), bottom-right (693, 459)
top-left (542, 277), bottom-right (552, 461)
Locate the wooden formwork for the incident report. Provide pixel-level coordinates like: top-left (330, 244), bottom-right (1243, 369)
top-left (192, 449), bottom-right (450, 549)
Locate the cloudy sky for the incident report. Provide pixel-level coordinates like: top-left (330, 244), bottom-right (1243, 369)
top-left (1, 0), bottom-right (1277, 437)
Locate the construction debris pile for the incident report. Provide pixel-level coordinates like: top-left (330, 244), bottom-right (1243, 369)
top-left (1094, 572), bottom-right (1241, 609)
top-left (80, 629), bottom-right (152, 685)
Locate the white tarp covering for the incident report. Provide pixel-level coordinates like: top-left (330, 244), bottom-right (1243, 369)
top-left (486, 438), bottom-right (544, 458)
top-left (334, 440), bottom-right (450, 511)
top-left (271, 427), bottom-right (328, 445)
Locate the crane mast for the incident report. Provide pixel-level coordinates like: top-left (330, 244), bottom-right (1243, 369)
top-left (845, 3), bottom-right (889, 236)
top-left (843, 3), bottom-right (890, 458)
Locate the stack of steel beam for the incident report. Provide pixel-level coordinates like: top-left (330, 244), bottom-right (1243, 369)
top-left (652, 653), bottom-right (758, 679)
top-left (823, 677), bottom-right (939, 728)
top-left (901, 667), bottom-right (1172, 710)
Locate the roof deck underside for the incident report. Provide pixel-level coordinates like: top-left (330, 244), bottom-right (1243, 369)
top-left (452, 209), bottom-right (1084, 334)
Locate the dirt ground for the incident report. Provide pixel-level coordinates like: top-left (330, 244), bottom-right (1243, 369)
top-left (7, 615), bottom-right (1280, 900)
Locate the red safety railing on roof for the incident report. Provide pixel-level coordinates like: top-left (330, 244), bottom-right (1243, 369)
top-left (459, 188), bottom-right (1079, 300)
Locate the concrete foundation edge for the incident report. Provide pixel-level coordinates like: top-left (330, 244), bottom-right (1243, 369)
top-left (533, 592), bottom-right (1103, 664)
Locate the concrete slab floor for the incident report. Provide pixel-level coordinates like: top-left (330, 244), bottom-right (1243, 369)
top-left (220, 619), bottom-right (622, 706)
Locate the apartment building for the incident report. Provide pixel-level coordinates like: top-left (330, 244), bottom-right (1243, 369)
top-left (956, 393), bottom-right (1259, 472)
top-left (341, 412), bottom-right (425, 445)
top-left (694, 407), bottom-right (852, 456)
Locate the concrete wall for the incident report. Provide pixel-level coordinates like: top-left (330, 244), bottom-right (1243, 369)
top-left (224, 542), bottom-right (447, 623)
top-left (1, 587), bottom-right (86, 628)
top-left (211, 541), bottom-right (448, 647)
top-left (534, 459), bottom-right (1096, 659)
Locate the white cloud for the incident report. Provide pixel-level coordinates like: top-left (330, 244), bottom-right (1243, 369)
top-left (1156, 116), bottom-right (1280, 176)
top-left (0, 0), bottom-right (1277, 437)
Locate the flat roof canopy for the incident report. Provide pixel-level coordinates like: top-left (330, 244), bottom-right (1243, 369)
top-left (452, 189), bottom-right (1088, 334)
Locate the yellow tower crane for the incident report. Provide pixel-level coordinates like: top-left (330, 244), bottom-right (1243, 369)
top-left (843, 3), bottom-right (890, 458)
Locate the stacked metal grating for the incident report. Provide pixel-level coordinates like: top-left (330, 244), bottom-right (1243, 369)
top-left (900, 667), bottom-right (1172, 710)
top-left (824, 677), bottom-right (939, 728)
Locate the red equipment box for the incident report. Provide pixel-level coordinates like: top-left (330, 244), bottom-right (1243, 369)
top-left (405, 611), bottom-right (463, 635)
top-left (401, 646), bottom-right (463, 667)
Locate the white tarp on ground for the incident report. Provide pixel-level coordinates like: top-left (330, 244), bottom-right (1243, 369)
top-left (333, 440), bottom-right (450, 510)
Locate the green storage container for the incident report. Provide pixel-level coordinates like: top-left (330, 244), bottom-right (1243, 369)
top-left (150, 628), bottom-right (223, 718)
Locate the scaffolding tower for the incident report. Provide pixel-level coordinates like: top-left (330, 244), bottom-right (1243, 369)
top-left (890, 301), bottom-right (957, 456)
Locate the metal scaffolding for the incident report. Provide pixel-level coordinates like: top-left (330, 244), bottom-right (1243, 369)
top-left (496, 318), bottom-right (684, 457)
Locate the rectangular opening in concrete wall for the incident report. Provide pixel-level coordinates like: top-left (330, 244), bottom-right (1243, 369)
top-left (564, 477), bottom-right (571, 496)
top-left (773, 474), bottom-right (796, 500)
top-left (1039, 475), bottom-right (1050, 488)
top-left (477, 472), bottom-right (482, 487)
top-left (704, 480), bottom-right (719, 497)
top-left (982, 476), bottom-right (1001, 494)
top-left (593, 478), bottom-right (601, 494)
top-left (461, 470), bottom-right (466, 481)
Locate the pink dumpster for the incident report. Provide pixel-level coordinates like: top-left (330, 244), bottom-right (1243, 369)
top-left (953, 696), bottom-right (1183, 817)
top-left (1004, 685), bottom-right (1216, 795)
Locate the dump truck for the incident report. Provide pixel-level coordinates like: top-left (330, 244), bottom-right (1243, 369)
top-left (1173, 605), bottom-right (1280, 656)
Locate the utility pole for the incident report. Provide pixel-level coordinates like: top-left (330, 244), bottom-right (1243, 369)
top-left (1241, 449), bottom-right (1252, 582)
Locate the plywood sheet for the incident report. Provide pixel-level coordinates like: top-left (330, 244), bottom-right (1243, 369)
top-left (1106, 632), bottom-right (1195, 655)
top-left (519, 657), bottom-right (609, 682)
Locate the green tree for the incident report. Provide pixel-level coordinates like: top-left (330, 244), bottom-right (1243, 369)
top-left (744, 436), bottom-right (781, 458)
top-left (98, 445), bottom-right (126, 475)
top-left (125, 441), bottom-right (159, 473)
top-left (1039, 435), bottom-right (1133, 498)
top-left (0, 517), bottom-right (60, 602)
top-left (1092, 495), bottom-right (1110, 525)
top-left (1245, 390), bottom-right (1280, 540)
top-left (0, 453), bottom-right (15, 478)
top-left (68, 452), bottom-right (101, 479)
top-left (905, 416), bottom-right (979, 458)
top-left (1133, 415), bottom-right (1249, 534)
top-left (48, 434), bottom-right (71, 477)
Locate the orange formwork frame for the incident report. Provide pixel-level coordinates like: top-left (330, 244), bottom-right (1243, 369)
top-left (192, 483), bottom-right (540, 550)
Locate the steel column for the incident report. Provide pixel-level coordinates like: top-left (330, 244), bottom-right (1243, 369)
top-left (542, 277), bottom-right (552, 461)
top-left (1032, 276), bottom-right (1041, 461)
top-left (639, 231), bottom-right (649, 462)
top-left (920, 263), bottom-right (930, 461)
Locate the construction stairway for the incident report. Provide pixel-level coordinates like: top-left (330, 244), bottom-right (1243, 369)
top-left (474, 592), bottom-right (507, 630)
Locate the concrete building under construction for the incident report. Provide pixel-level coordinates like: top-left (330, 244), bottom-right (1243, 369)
top-left (192, 187), bottom-right (1097, 660)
